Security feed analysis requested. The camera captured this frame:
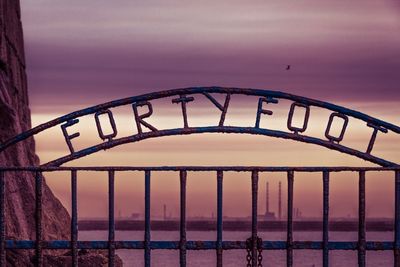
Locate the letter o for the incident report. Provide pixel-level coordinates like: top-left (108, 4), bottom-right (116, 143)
top-left (287, 102), bottom-right (310, 134)
top-left (95, 109), bottom-right (117, 141)
top-left (325, 113), bottom-right (349, 143)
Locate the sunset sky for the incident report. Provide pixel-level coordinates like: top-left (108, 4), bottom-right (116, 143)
top-left (19, 1), bottom-right (400, 220)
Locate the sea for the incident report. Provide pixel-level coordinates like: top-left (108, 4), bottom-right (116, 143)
top-left (79, 231), bottom-right (393, 266)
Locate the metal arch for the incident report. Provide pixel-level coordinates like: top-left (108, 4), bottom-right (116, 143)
top-left (44, 126), bottom-right (396, 167)
top-left (0, 87), bottom-right (398, 166)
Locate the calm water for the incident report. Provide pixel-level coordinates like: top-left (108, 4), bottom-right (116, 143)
top-left (80, 231), bottom-right (393, 266)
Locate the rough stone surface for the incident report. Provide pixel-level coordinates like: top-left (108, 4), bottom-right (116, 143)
top-left (1, 0), bottom-right (71, 246)
top-left (44, 250), bottom-right (123, 267)
top-left (0, 1), bottom-right (123, 266)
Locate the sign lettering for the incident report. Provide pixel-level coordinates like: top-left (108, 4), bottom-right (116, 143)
top-left (95, 109), bottom-right (117, 141)
top-left (132, 101), bottom-right (158, 134)
top-left (255, 97), bottom-right (278, 128)
top-left (61, 119), bottom-right (80, 153)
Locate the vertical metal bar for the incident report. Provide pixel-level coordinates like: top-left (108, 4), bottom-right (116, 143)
top-left (322, 171), bottom-right (329, 267)
top-left (358, 171), bottom-right (366, 267)
top-left (108, 170), bottom-right (115, 267)
top-left (394, 171), bottom-right (400, 267)
top-left (251, 171), bottom-right (259, 267)
top-left (71, 170), bottom-right (78, 267)
top-left (144, 170), bottom-right (151, 267)
top-left (287, 171), bottom-right (294, 267)
top-left (216, 171), bottom-right (223, 267)
top-left (0, 171), bottom-right (5, 266)
top-left (180, 171), bottom-right (187, 267)
top-left (35, 171), bottom-right (43, 267)
top-left (279, 181), bottom-right (282, 220)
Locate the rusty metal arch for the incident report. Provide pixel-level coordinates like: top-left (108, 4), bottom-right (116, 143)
top-left (0, 87), bottom-right (399, 167)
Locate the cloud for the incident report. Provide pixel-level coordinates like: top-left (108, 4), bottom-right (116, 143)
top-left (21, 0), bottom-right (400, 107)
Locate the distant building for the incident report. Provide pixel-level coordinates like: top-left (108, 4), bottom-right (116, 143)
top-left (260, 182), bottom-right (276, 220)
top-left (130, 213), bottom-right (140, 220)
top-left (259, 211), bottom-right (276, 221)
top-left (278, 181), bottom-right (282, 220)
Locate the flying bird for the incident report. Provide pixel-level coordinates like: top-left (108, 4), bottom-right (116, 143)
top-left (286, 65), bottom-right (291, 70)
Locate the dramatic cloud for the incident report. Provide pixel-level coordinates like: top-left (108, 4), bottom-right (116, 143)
top-left (21, 0), bottom-right (400, 107)
top-left (20, 1), bottom-right (400, 218)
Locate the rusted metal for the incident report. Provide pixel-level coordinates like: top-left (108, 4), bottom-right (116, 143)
top-left (2, 87), bottom-right (399, 150)
top-left (251, 171), bottom-right (259, 266)
top-left (0, 88), bottom-right (399, 266)
top-left (395, 171), bottom-right (400, 266)
top-left (287, 102), bottom-right (310, 134)
top-left (202, 92), bottom-right (230, 126)
top-left (358, 171), bottom-right (366, 267)
top-left (172, 94), bottom-right (194, 128)
top-left (95, 109), bottom-right (118, 142)
top-left (35, 172), bottom-right (43, 267)
top-left (61, 119), bottom-right (79, 154)
top-left (366, 123), bottom-right (388, 154)
top-left (322, 171), bottom-right (329, 267)
top-left (2, 239), bottom-right (396, 250)
top-left (42, 126), bottom-right (398, 167)
top-left (71, 170), bottom-right (78, 267)
top-left (0, 87), bottom-right (398, 167)
top-left (255, 96), bottom-right (278, 128)
top-left (2, 166), bottom-right (400, 172)
top-left (108, 170), bottom-right (115, 267)
top-left (287, 171), bottom-right (294, 267)
top-left (257, 237), bottom-right (263, 266)
top-left (325, 112), bottom-right (349, 143)
top-left (180, 170), bottom-right (187, 267)
top-left (246, 237), bottom-right (252, 267)
top-left (144, 170), bottom-right (151, 267)
top-left (132, 101), bottom-right (158, 134)
top-left (216, 171), bottom-right (223, 267)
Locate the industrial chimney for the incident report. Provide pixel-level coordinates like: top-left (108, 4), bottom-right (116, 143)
top-left (278, 181), bottom-right (282, 220)
top-left (266, 182), bottom-right (269, 214)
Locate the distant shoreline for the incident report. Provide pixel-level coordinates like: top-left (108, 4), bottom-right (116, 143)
top-left (79, 220), bottom-right (393, 232)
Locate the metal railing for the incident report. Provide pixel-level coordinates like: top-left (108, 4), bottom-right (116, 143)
top-left (0, 166), bottom-right (399, 267)
top-left (1, 87), bottom-right (399, 266)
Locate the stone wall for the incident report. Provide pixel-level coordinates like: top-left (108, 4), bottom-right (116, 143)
top-left (0, 0), bottom-right (70, 239)
top-left (0, 2), bottom-right (123, 265)
top-left (0, 0), bottom-right (71, 264)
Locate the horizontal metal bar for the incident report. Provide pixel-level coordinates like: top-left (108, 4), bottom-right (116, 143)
top-left (1, 166), bottom-right (400, 172)
top-left (4, 240), bottom-right (394, 250)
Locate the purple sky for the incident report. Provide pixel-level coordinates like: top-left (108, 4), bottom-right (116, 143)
top-left (21, 0), bottom-right (400, 108)
top-left (19, 1), bottom-right (400, 218)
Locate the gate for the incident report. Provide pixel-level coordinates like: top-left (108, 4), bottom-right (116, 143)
top-left (0, 87), bottom-right (399, 266)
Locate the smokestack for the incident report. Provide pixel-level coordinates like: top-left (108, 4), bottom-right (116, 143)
top-left (163, 204), bottom-right (167, 220)
top-left (278, 181), bottom-right (282, 220)
top-left (266, 181), bottom-right (269, 214)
